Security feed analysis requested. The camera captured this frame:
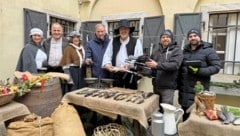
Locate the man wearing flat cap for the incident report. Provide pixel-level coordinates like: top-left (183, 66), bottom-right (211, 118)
top-left (177, 28), bottom-right (221, 121)
top-left (102, 19), bottom-right (143, 89)
top-left (145, 29), bottom-right (183, 107)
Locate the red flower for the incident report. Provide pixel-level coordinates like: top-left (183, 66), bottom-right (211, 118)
top-left (21, 74), bottom-right (28, 81)
top-left (40, 79), bottom-right (45, 92)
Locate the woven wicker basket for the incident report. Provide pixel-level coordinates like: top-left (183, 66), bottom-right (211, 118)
top-left (0, 93), bottom-right (15, 106)
top-left (93, 123), bottom-right (126, 136)
top-left (196, 92), bottom-right (216, 110)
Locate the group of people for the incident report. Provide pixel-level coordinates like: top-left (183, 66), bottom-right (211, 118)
top-left (17, 22), bottom-right (109, 92)
top-left (15, 19), bottom-right (221, 121)
top-left (145, 28), bottom-right (221, 120)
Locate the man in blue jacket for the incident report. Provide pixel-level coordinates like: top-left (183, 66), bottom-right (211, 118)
top-left (85, 24), bottom-right (110, 79)
top-left (178, 28), bottom-right (221, 121)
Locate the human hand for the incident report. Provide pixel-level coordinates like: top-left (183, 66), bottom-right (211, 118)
top-left (120, 63), bottom-right (129, 71)
top-left (85, 58), bottom-right (93, 65)
top-left (104, 64), bottom-right (115, 72)
top-left (145, 59), bottom-right (157, 69)
top-left (67, 78), bottom-right (74, 84)
top-left (188, 66), bottom-right (199, 74)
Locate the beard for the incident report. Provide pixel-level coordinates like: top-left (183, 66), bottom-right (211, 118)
top-left (161, 39), bottom-right (171, 46)
top-left (190, 40), bottom-right (199, 46)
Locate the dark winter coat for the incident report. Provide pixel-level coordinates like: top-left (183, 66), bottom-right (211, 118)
top-left (85, 34), bottom-right (110, 78)
top-left (151, 42), bottom-right (183, 89)
top-left (178, 41), bottom-right (221, 108)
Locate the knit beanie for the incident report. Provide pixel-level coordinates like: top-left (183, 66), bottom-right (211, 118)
top-left (187, 28), bottom-right (201, 38)
top-left (160, 29), bottom-right (174, 41)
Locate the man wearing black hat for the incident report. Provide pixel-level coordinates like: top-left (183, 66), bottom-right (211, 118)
top-left (102, 19), bottom-right (143, 89)
top-left (177, 28), bottom-right (221, 121)
top-left (145, 29), bottom-right (183, 106)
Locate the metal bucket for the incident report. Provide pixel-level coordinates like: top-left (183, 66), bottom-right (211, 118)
top-left (15, 77), bottom-right (62, 117)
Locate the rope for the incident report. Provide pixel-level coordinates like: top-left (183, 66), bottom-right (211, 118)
top-left (38, 116), bottom-right (42, 136)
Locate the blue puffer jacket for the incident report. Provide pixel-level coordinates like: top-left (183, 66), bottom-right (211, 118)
top-left (178, 41), bottom-right (221, 108)
top-left (85, 34), bottom-right (110, 78)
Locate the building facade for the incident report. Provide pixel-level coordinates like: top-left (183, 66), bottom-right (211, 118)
top-left (79, 0), bottom-right (240, 76)
top-left (1, 0), bottom-right (240, 79)
top-left (0, 0), bottom-right (80, 79)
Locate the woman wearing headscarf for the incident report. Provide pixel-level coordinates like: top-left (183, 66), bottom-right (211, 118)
top-left (60, 31), bottom-right (86, 92)
top-left (16, 28), bottom-right (47, 73)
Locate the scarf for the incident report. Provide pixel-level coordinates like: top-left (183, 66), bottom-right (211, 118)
top-left (69, 43), bottom-right (85, 68)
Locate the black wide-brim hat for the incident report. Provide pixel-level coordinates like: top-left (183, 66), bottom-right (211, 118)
top-left (114, 19), bottom-right (135, 35)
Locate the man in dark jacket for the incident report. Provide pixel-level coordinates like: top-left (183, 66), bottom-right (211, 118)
top-left (43, 22), bottom-right (68, 73)
top-left (178, 28), bottom-right (221, 121)
top-left (145, 29), bottom-right (183, 106)
top-left (42, 22), bottom-right (69, 94)
top-left (85, 24), bottom-right (110, 78)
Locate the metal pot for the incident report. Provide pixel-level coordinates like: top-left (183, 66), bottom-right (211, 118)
top-left (84, 78), bottom-right (98, 84)
top-left (101, 78), bottom-right (114, 83)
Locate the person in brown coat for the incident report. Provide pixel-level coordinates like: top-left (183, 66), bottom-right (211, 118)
top-left (60, 31), bottom-right (86, 92)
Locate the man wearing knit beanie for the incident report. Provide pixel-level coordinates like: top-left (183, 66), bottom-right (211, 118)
top-left (145, 29), bottom-right (183, 107)
top-left (178, 28), bottom-right (221, 121)
top-left (187, 28), bottom-right (201, 38)
top-left (160, 29), bottom-right (174, 41)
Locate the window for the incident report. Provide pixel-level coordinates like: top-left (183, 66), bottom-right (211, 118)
top-left (50, 17), bottom-right (76, 37)
top-left (208, 12), bottom-right (240, 75)
top-left (107, 19), bottom-right (140, 38)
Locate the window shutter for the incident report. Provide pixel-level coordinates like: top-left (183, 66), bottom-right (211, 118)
top-left (80, 21), bottom-right (101, 47)
top-left (24, 8), bottom-right (47, 45)
top-left (174, 13), bottom-right (202, 48)
top-left (143, 16), bottom-right (165, 55)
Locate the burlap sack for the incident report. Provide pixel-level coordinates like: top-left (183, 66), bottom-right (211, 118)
top-left (7, 113), bottom-right (53, 136)
top-left (51, 102), bottom-right (86, 136)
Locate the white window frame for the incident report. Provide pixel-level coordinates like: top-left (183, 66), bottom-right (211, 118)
top-left (102, 12), bottom-right (146, 42)
top-left (201, 3), bottom-right (240, 75)
top-left (44, 10), bottom-right (80, 37)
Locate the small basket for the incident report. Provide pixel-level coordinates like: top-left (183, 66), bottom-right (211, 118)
top-left (196, 92), bottom-right (216, 110)
top-left (0, 93), bottom-right (15, 106)
top-left (93, 123), bottom-right (126, 136)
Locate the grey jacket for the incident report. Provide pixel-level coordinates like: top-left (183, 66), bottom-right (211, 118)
top-left (16, 42), bottom-right (45, 73)
top-left (151, 42), bottom-right (183, 89)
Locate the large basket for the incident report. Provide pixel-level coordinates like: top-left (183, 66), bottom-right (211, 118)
top-left (0, 93), bottom-right (15, 106)
top-left (196, 92), bottom-right (216, 110)
top-left (93, 123), bottom-right (127, 136)
top-left (15, 78), bottom-right (62, 117)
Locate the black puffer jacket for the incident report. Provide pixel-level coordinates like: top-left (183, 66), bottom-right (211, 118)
top-left (151, 42), bottom-right (183, 89)
top-left (178, 41), bottom-right (221, 108)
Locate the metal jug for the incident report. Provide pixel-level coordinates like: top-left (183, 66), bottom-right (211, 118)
top-left (160, 103), bottom-right (184, 135)
top-left (151, 111), bottom-right (164, 136)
